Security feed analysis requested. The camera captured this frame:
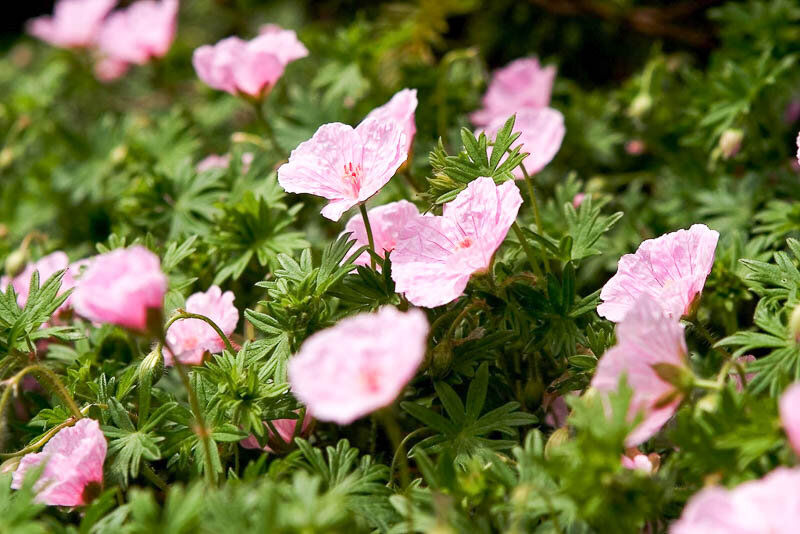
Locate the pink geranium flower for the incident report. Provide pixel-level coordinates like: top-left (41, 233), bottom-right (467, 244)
top-left (391, 177), bottom-right (522, 308)
top-left (27, 0), bottom-right (116, 49)
top-left (288, 307), bottom-right (429, 424)
top-left (1, 251), bottom-right (80, 314)
top-left (780, 383), bottom-right (800, 456)
top-left (12, 418), bottom-right (107, 507)
top-left (165, 286), bottom-right (238, 366)
top-left (277, 119), bottom-right (408, 221)
top-left (240, 411), bottom-right (312, 452)
top-left (621, 449), bottom-right (659, 474)
top-left (196, 152), bottom-right (254, 174)
top-left (671, 467), bottom-right (800, 533)
top-left (192, 26), bottom-right (308, 99)
top-left (96, 0), bottom-right (178, 68)
top-left (342, 200), bottom-right (421, 267)
top-left (597, 224), bottom-right (720, 322)
top-left (470, 57), bottom-right (556, 127)
top-left (591, 295), bottom-right (688, 447)
top-left (481, 107), bottom-right (565, 177)
top-left (72, 245), bottom-right (167, 331)
top-left (362, 89), bottom-right (418, 155)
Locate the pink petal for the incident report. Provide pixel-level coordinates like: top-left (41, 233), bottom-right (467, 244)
top-left (342, 200), bottom-right (421, 267)
top-left (780, 383), bottom-right (800, 456)
top-left (362, 89), bottom-right (418, 154)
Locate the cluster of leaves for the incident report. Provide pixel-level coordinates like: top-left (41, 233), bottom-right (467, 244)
top-left (4, 0), bottom-right (800, 532)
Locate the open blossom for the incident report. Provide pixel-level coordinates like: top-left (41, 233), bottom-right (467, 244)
top-left (12, 419), bottom-right (107, 507)
top-left (597, 224), bottom-right (719, 322)
top-left (288, 307), bottom-right (428, 424)
top-left (671, 467), bottom-right (800, 533)
top-left (27, 0), bottom-right (116, 49)
top-left (278, 119), bottom-right (408, 221)
top-left (481, 107), bottom-right (565, 178)
top-left (343, 200), bottom-right (421, 267)
top-left (165, 286), bottom-right (238, 366)
top-left (780, 383), bottom-right (800, 456)
top-left (72, 245), bottom-right (167, 331)
top-left (192, 26), bottom-right (308, 98)
top-left (1, 252), bottom-right (82, 314)
top-left (622, 449), bottom-right (660, 474)
top-left (391, 177), bottom-right (522, 308)
top-left (240, 411), bottom-right (312, 452)
top-left (470, 57), bottom-right (556, 127)
top-left (96, 0), bottom-right (178, 73)
top-left (591, 295), bottom-right (688, 446)
top-left (362, 89), bottom-right (418, 155)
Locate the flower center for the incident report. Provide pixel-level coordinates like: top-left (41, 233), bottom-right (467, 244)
top-left (455, 237), bottom-right (473, 250)
top-left (342, 162), bottom-right (363, 196)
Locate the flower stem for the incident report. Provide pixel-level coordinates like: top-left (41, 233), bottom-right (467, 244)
top-left (251, 100), bottom-right (287, 160)
top-left (359, 203), bottom-right (377, 270)
top-left (511, 222), bottom-right (543, 280)
top-left (164, 312), bottom-right (236, 354)
top-left (0, 364), bottom-right (82, 425)
top-left (694, 378), bottom-right (723, 391)
top-left (519, 166), bottom-right (547, 273)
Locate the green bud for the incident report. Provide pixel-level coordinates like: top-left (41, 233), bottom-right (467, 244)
top-left (628, 93), bottom-right (652, 119)
top-left (140, 348), bottom-right (165, 385)
top-left (652, 362), bottom-right (694, 393)
top-left (4, 248), bottom-right (28, 278)
top-left (428, 340), bottom-right (453, 378)
top-left (695, 392), bottom-right (719, 413)
top-left (110, 145), bottom-right (128, 165)
top-left (0, 147), bottom-right (14, 169)
top-left (0, 456), bottom-right (20, 474)
top-left (544, 427), bottom-right (570, 460)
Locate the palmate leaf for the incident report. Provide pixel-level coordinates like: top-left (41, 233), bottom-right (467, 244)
top-left (739, 237), bottom-right (800, 305)
top-left (426, 115), bottom-right (526, 204)
top-left (563, 194), bottom-right (623, 261)
top-left (402, 363), bottom-right (536, 464)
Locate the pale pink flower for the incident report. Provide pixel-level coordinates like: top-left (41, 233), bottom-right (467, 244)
top-left (671, 467), bottom-right (800, 533)
top-left (12, 418), bottom-right (107, 507)
top-left (621, 450), bottom-right (659, 474)
top-left (93, 57), bottom-right (129, 81)
top-left (796, 132), bottom-right (800, 166)
top-left (72, 245), bottom-right (167, 331)
top-left (572, 193), bottom-right (586, 208)
top-left (288, 307), bottom-right (428, 424)
top-left (481, 107), bottom-right (565, 178)
top-left (192, 26), bottom-right (308, 99)
top-left (591, 295), bottom-right (688, 447)
top-left (470, 57), bottom-right (556, 127)
top-left (165, 286), bottom-right (238, 366)
top-left (598, 224), bottom-right (719, 322)
top-left (625, 139), bottom-right (646, 155)
top-left (342, 200), bottom-right (421, 267)
top-left (362, 89), bottom-right (418, 155)
top-left (391, 177), bottom-right (522, 308)
top-left (196, 152), bottom-right (254, 174)
top-left (27, 0), bottom-right (116, 49)
top-left (240, 411), bottom-right (312, 452)
top-left (96, 0), bottom-right (178, 68)
top-left (1, 252), bottom-right (81, 315)
top-left (277, 119), bottom-right (408, 221)
top-left (543, 393), bottom-right (570, 428)
top-left (780, 383), bottom-right (800, 456)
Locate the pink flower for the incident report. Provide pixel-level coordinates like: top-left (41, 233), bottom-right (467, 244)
top-left (96, 0), bottom-right (178, 68)
top-left (72, 245), bottom-right (167, 331)
top-left (192, 26), bottom-right (308, 99)
top-left (240, 411), bottom-right (312, 452)
top-left (621, 450), bottom-right (659, 474)
top-left (342, 200), bottom-right (421, 267)
top-left (196, 152), bottom-right (254, 174)
top-left (671, 468), bottom-right (800, 533)
top-left (362, 89), bottom-right (418, 155)
top-left (1, 252), bottom-right (82, 315)
top-left (481, 107), bottom-right (565, 178)
top-left (470, 57), bottom-right (556, 127)
top-left (625, 139), bottom-right (646, 155)
top-left (572, 193), bottom-right (586, 208)
top-left (780, 383), bottom-right (800, 456)
top-left (12, 418), bottom-right (107, 507)
top-left (598, 224), bottom-right (719, 322)
top-left (165, 286), bottom-right (238, 366)
top-left (277, 119), bottom-right (408, 221)
top-left (288, 307), bottom-right (429, 424)
top-left (591, 295), bottom-right (688, 447)
top-left (391, 177), bottom-right (522, 308)
top-left (27, 0), bottom-right (116, 49)
top-left (93, 57), bottom-right (129, 81)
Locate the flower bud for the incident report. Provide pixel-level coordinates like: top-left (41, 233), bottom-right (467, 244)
top-left (628, 93), bottom-right (652, 119)
top-left (139, 348), bottom-right (165, 385)
top-left (4, 248), bottom-right (28, 278)
top-left (652, 362), bottom-right (694, 392)
top-left (110, 145), bottom-right (128, 165)
top-left (544, 427), bottom-right (570, 460)
top-left (718, 129), bottom-right (743, 159)
top-left (1, 456), bottom-right (20, 474)
top-left (0, 147), bottom-right (14, 169)
top-left (428, 340), bottom-right (453, 378)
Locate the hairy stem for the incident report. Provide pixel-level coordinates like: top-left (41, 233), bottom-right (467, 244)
top-left (511, 222), bottom-right (543, 280)
top-left (165, 312), bottom-right (236, 354)
top-left (251, 100), bottom-right (287, 160)
top-left (359, 203), bottom-right (377, 270)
